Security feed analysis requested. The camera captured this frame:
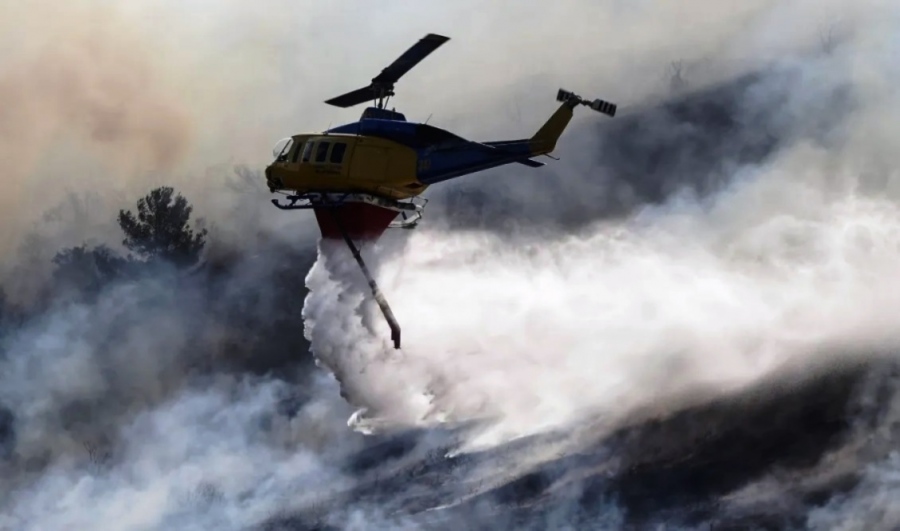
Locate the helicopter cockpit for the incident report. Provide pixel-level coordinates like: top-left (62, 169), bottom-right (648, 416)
top-left (272, 137), bottom-right (294, 162)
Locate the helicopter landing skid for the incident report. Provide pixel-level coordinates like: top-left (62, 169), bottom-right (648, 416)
top-left (272, 193), bottom-right (426, 233)
top-left (271, 197), bottom-right (315, 210)
top-left (389, 210), bottom-right (422, 230)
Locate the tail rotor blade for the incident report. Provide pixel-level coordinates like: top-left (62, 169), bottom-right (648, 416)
top-left (590, 99), bottom-right (617, 117)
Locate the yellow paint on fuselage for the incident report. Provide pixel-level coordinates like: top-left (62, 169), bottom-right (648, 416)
top-left (265, 99), bottom-right (587, 201)
top-left (529, 100), bottom-right (576, 155)
top-left (265, 133), bottom-right (427, 200)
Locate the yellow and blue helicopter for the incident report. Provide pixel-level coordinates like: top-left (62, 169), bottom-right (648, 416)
top-left (264, 33), bottom-right (617, 348)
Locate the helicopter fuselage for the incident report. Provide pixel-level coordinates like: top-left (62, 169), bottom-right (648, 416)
top-left (266, 130), bottom-right (424, 201)
top-left (261, 29), bottom-right (618, 349)
top-left (264, 103), bottom-right (573, 203)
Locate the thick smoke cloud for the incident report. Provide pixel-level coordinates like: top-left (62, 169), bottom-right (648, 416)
top-left (303, 0), bottom-right (900, 447)
top-left (0, 3), bottom-right (190, 253)
top-left (4, 0), bottom-right (900, 529)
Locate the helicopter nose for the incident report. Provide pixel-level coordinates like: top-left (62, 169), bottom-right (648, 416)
top-left (264, 166), bottom-right (277, 191)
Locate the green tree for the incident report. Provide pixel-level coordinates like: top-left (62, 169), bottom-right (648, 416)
top-left (0, 288), bottom-right (9, 333)
top-left (117, 187), bottom-right (207, 268)
top-left (51, 244), bottom-right (129, 297)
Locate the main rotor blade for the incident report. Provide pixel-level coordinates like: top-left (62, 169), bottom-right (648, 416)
top-left (371, 33), bottom-right (450, 85)
top-left (324, 85), bottom-right (379, 108)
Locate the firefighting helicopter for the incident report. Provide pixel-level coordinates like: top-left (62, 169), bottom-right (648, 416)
top-left (264, 33), bottom-right (617, 349)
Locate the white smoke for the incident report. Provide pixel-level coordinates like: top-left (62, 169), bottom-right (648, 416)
top-left (5, 0), bottom-right (900, 528)
top-left (0, 373), bottom-right (361, 531)
top-left (303, 0), bottom-right (900, 450)
top-left (306, 187), bottom-right (900, 448)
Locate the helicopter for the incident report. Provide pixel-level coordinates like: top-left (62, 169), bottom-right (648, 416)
top-left (264, 33), bottom-right (617, 349)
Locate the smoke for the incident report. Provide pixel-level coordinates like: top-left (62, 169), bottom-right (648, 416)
top-left (0, 372), bottom-right (363, 531)
top-left (308, 190), bottom-right (900, 447)
top-left (0, 241), bottom-right (372, 529)
top-left (0, 3), bottom-right (190, 254)
top-left (4, 0), bottom-right (900, 528)
top-left (303, 0), bottom-right (900, 452)
top-left (0, 0), bottom-right (867, 288)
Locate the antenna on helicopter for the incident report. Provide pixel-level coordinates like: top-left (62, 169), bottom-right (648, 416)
top-left (324, 33), bottom-right (450, 110)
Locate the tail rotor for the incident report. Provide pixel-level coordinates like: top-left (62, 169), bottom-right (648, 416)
top-left (557, 88), bottom-right (617, 117)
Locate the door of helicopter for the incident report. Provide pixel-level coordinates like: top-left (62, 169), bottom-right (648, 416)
top-left (348, 140), bottom-right (389, 182)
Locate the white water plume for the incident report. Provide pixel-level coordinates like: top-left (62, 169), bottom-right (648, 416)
top-left (297, 0), bottom-right (900, 452)
top-left (0, 373), bottom-right (364, 531)
top-left (304, 145), bottom-right (900, 449)
top-left (7, 0), bottom-right (900, 528)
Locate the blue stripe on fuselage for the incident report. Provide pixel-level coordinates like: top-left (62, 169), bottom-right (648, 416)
top-left (326, 120), bottom-right (466, 149)
top-left (416, 141), bottom-right (533, 185)
top-left (325, 119), bottom-right (536, 184)
top-left (327, 119), bottom-right (414, 137)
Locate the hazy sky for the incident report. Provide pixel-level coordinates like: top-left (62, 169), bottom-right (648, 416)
top-left (7, 3), bottom-right (900, 528)
top-left (0, 0), bottom-right (891, 280)
top-left (1, 0), bottom-right (855, 212)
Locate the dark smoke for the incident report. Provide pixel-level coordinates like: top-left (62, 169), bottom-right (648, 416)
top-left (431, 59), bottom-right (853, 237)
top-left (5, 3), bottom-right (900, 530)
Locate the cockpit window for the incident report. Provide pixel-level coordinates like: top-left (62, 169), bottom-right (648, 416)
top-left (272, 137), bottom-right (293, 161)
top-left (301, 142), bottom-right (314, 162)
top-left (315, 142), bottom-right (330, 163)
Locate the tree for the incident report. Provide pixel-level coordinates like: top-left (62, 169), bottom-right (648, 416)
top-left (51, 244), bottom-right (129, 298)
top-left (117, 187), bottom-right (207, 268)
top-left (0, 404), bottom-right (13, 460)
top-left (0, 288), bottom-right (6, 323)
top-left (0, 288), bottom-right (10, 335)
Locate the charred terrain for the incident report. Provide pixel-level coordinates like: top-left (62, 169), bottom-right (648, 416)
top-left (3, 28), bottom-right (900, 531)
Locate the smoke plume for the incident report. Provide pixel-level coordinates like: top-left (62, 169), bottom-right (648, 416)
top-left (302, 0), bottom-right (900, 450)
top-left (4, 0), bottom-right (900, 529)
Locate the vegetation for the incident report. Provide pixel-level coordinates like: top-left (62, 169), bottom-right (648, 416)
top-left (51, 244), bottom-right (131, 299)
top-left (117, 186), bottom-right (208, 268)
top-left (9, 185), bottom-right (316, 373)
top-left (49, 187), bottom-right (208, 299)
top-left (0, 182), bottom-right (320, 461)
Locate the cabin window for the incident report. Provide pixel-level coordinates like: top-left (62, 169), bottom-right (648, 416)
top-left (291, 142), bottom-right (304, 163)
top-left (301, 142), bottom-right (314, 162)
top-left (315, 141), bottom-right (330, 163)
top-left (330, 142), bottom-right (347, 164)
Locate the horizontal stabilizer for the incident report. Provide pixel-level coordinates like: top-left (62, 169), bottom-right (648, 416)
top-left (475, 140), bottom-right (546, 168)
top-left (482, 139), bottom-right (529, 149)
